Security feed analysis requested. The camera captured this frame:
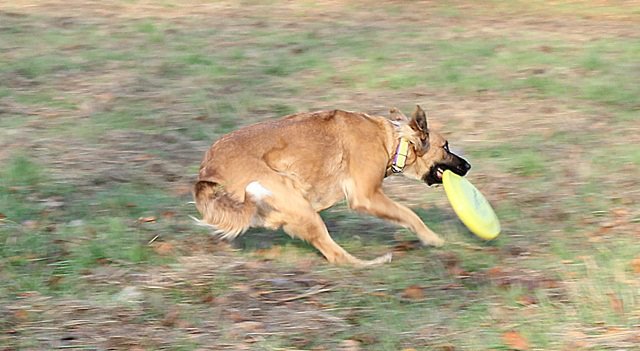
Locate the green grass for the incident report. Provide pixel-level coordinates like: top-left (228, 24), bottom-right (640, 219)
top-left (1, 1), bottom-right (639, 349)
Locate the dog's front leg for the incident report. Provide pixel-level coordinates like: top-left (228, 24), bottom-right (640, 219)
top-left (348, 190), bottom-right (444, 247)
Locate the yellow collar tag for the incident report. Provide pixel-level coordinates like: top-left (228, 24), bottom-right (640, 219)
top-left (391, 138), bottom-right (410, 173)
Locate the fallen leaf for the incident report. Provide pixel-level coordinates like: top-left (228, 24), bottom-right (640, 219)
top-left (153, 242), bottom-right (174, 255)
top-left (254, 246), bottom-right (282, 259)
top-left (132, 154), bottom-right (154, 162)
top-left (0, 212), bottom-right (6, 220)
top-left (437, 252), bottom-right (461, 269)
top-left (227, 311), bottom-right (247, 322)
top-left (352, 333), bottom-right (378, 345)
top-left (448, 266), bottom-right (471, 278)
top-left (392, 240), bottom-right (421, 254)
top-left (161, 308), bottom-right (180, 327)
top-left (517, 295), bottom-right (538, 306)
top-left (608, 293), bottom-right (624, 314)
top-left (538, 45), bottom-right (553, 53)
top-left (161, 210), bottom-right (176, 219)
top-left (486, 266), bottom-right (507, 279)
top-left (14, 309), bottom-right (29, 321)
top-left (631, 257), bottom-right (640, 274)
top-left (402, 285), bottom-right (425, 300)
top-left (47, 275), bottom-right (63, 287)
top-left (138, 216), bottom-right (157, 223)
top-left (611, 208), bottom-right (629, 218)
top-left (369, 291), bottom-right (392, 298)
top-left (172, 184), bottom-right (192, 196)
top-left (502, 330), bottom-right (529, 350)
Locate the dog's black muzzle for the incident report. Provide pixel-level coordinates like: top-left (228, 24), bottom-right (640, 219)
top-left (423, 154), bottom-right (471, 186)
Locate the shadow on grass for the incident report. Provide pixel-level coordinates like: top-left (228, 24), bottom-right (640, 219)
top-left (232, 205), bottom-right (484, 255)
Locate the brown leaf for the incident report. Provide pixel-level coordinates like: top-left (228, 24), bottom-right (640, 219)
top-left (448, 266), bottom-right (471, 278)
top-left (517, 295), bottom-right (538, 306)
top-left (631, 257), bottom-right (640, 274)
top-left (352, 333), bottom-right (378, 345)
top-left (161, 308), bottom-right (180, 327)
top-left (392, 240), bottom-right (421, 254)
top-left (138, 216), bottom-right (157, 223)
top-left (611, 208), bottom-right (629, 218)
top-left (153, 242), bottom-right (174, 255)
top-left (161, 210), bottom-right (176, 219)
top-left (14, 309), bottom-right (29, 321)
top-left (488, 266), bottom-right (509, 277)
top-left (172, 184), bottom-right (193, 196)
top-left (538, 45), bottom-right (553, 53)
top-left (608, 293), bottom-right (624, 314)
top-left (0, 212), bottom-right (6, 220)
top-left (369, 291), bottom-right (392, 299)
top-left (47, 275), bottom-right (63, 287)
top-left (437, 252), bottom-right (461, 269)
top-left (502, 330), bottom-right (529, 350)
top-left (254, 246), bottom-right (282, 259)
top-left (402, 285), bottom-right (425, 300)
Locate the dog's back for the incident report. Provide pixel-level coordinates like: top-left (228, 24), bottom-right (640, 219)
top-left (193, 110), bottom-right (394, 238)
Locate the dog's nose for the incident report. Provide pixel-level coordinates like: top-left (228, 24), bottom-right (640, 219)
top-left (464, 162), bottom-right (471, 171)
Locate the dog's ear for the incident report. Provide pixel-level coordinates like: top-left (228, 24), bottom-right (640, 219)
top-left (409, 105), bottom-right (430, 155)
top-left (389, 107), bottom-right (408, 122)
top-left (409, 105), bottom-right (428, 133)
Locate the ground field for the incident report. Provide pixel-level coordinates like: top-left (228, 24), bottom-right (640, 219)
top-left (1, 1), bottom-right (639, 350)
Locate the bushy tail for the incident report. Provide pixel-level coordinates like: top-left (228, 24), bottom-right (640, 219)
top-left (192, 181), bottom-right (258, 240)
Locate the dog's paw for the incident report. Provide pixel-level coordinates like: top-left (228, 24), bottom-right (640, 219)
top-left (357, 252), bottom-right (393, 267)
top-left (376, 252), bottom-right (393, 264)
top-left (421, 235), bottom-right (445, 247)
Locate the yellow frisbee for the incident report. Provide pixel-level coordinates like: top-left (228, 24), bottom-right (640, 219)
top-left (442, 170), bottom-right (500, 240)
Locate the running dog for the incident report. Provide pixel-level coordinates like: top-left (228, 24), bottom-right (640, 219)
top-left (193, 105), bottom-right (470, 266)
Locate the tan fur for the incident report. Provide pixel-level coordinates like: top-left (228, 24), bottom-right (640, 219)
top-left (193, 106), bottom-right (463, 266)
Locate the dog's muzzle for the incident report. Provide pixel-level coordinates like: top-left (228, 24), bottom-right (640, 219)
top-left (423, 157), bottom-right (471, 186)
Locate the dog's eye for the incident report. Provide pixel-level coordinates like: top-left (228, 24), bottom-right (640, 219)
top-left (443, 142), bottom-right (450, 152)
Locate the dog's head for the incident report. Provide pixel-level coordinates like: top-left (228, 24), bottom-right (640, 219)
top-left (392, 105), bottom-right (471, 185)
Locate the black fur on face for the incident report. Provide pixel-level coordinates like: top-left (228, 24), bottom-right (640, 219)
top-left (423, 148), bottom-right (471, 185)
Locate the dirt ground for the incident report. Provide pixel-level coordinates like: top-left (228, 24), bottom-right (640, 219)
top-left (1, 1), bottom-right (639, 350)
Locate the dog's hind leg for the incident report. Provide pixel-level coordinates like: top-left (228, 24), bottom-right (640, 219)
top-left (261, 181), bottom-right (391, 266)
top-left (282, 211), bottom-right (392, 267)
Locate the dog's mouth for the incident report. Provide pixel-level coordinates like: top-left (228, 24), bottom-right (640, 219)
top-left (423, 160), bottom-right (471, 186)
top-left (423, 164), bottom-right (449, 185)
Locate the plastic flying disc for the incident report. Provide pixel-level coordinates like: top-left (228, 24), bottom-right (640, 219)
top-left (442, 170), bottom-right (500, 240)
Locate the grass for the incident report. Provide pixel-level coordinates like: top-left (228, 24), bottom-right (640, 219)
top-left (1, 1), bottom-right (639, 349)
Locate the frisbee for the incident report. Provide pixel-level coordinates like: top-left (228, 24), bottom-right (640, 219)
top-left (442, 170), bottom-right (500, 240)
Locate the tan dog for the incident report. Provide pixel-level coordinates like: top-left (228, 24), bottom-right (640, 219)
top-left (193, 105), bottom-right (470, 266)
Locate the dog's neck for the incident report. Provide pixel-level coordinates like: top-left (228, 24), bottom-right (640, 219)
top-left (389, 137), bottom-right (410, 174)
top-left (385, 120), bottom-right (409, 177)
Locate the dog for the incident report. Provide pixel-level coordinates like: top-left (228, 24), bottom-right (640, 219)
top-left (192, 105), bottom-right (470, 266)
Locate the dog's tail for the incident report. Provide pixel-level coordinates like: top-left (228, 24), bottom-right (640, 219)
top-left (192, 180), bottom-right (271, 240)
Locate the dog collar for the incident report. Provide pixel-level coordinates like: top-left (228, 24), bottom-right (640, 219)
top-left (391, 138), bottom-right (410, 173)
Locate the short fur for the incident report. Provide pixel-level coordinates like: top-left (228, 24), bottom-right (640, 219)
top-left (193, 105), bottom-right (470, 266)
